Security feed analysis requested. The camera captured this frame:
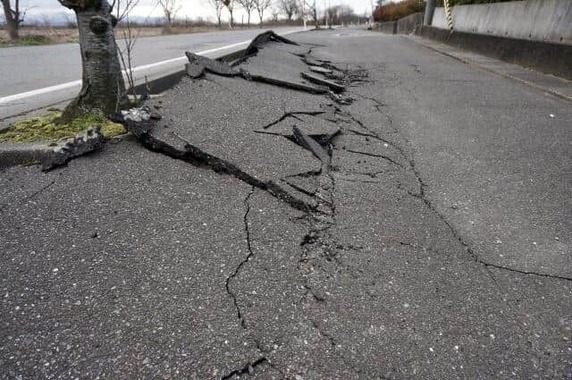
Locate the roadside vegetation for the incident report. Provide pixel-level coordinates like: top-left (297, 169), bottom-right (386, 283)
top-left (436, 0), bottom-right (520, 5)
top-left (372, 0), bottom-right (520, 23)
top-left (373, 0), bottom-right (423, 23)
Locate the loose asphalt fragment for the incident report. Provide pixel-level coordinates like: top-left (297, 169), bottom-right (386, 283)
top-left (308, 65), bottom-right (333, 74)
top-left (301, 72), bottom-right (346, 93)
top-left (255, 113), bottom-right (340, 144)
top-left (185, 51), bottom-right (242, 77)
top-left (242, 30), bottom-right (300, 57)
top-left (292, 126), bottom-right (331, 165)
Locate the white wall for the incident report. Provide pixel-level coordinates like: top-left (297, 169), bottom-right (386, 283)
top-left (432, 0), bottom-right (572, 45)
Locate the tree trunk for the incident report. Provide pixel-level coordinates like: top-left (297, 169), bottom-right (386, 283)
top-left (59, 0), bottom-right (125, 119)
top-left (1, 0), bottom-right (20, 40)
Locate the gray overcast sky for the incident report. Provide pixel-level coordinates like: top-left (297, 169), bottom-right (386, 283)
top-left (17, 0), bottom-right (378, 24)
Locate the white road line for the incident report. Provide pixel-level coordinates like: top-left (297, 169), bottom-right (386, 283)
top-left (0, 29), bottom-right (301, 106)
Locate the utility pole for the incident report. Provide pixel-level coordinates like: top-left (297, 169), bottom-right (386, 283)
top-left (424, 0), bottom-right (435, 25)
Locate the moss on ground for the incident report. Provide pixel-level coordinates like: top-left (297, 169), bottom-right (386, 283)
top-left (0, 109), bottom-right (126, 143)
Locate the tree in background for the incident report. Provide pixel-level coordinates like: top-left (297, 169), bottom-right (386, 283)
top-left (223, 0), bottom-right (235, 28)
top-left (325, 4), bottom-right (358, 25)
top-left (300, 0), bottom-right (320, 28)
top-left (237, 0), bottom-right (255, 26)
top-left (57, 0), bottom-right (125, 119)
top-left (278, 0), bottom-right (298, 21)
top-left (157, 0), bottom-right (181, 32)
top-left (373, 0), bottom-right (423, 22)
top-left (1, 0), bottom-right (29, 40)
top-left (253, 0), bottom-right (272, 27)
top-left (208, 0), bottom-right (225, 28)
top-left (270, 7), bottom-right (279, 22)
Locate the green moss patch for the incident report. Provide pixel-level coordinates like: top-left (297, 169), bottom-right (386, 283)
top-left (0, 109), bottom-right (126, 143)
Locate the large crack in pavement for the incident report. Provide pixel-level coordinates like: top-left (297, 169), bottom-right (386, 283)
top-left (111, 31), bottom-right (571, 377)
top-left (225, 187), bottom-right (255, 329)
top-left (336, 90), bottom-right (572, 282)
top-left (0, 177), bottom-right (56, 213)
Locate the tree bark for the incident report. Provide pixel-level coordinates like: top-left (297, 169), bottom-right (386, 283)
top-left (1, 0), bottom-right (20, 40)
top-left (58, 0), bottom-right (125, 119)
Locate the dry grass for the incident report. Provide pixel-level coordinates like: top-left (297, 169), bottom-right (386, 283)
top-left (0, 24), bottom-right (269, 46)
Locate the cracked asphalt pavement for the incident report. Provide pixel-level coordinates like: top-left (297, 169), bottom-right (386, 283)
top-left (1, 29), bottom-right (571, 379)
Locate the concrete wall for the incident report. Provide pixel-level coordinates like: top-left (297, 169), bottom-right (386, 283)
top-left (374, 12), bottom-right (423, 35)
top-left (375, 21), bottom-right (397, 34)
top-left (432, 0), bottom-right (572, 45)
top-left (420, 25), bottom-right (572, 79)
top-left (397, 12), bottom-right (423, 35)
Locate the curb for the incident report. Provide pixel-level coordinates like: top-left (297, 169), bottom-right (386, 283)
top-left (409, 36), bottom-right (572, 103)
top-left (0, 31), bottom-right (299, 169)
top-left (0, 142), bottom-right (54, 169)
top-left (419, 26), bottom-right (572, 81)
top-left (420, 43), bottom-right (572, 103)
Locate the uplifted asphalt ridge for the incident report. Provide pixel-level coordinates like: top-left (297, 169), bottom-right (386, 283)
top-left (122, 33), bottom-right (362, 211)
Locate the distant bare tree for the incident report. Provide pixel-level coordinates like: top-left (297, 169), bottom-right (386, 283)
top-left (111, 0), bottom-right (139, 22)
top-left (207, 0), bottom-right (224, 28)
top-left (157, 0), bottom-right (181, 31)
top-left (325, 4), bottom-right (357, 25)
top-left (270, 7), bottom-right (279, 22)
top-left (299, 0), bottom-right (318, 27)
top-left (278, 0), bottom-right (297, 21)
top-left (253, 0), bottom-right (271, 27)
top-left (237, 0), bottom-right (255, 26)
top-left (223, 0), bottom-right (234, 28)
top-left (1, 0), bottom-right (30, 40)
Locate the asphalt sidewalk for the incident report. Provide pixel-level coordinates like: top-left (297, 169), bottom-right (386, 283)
top-left (1, 29), bottom-right (571, 379)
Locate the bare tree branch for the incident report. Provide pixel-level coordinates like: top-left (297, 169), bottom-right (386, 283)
top-left (236, 0), bottom-right (255, 26)
top-left (253, 0), bottom-right (271, 26)
top-left (207, 0), bottom-right (224, 28)
top-left (277, 0), bottom-right (298, 21)
top-left (157, 0), bottom-right (181, 30)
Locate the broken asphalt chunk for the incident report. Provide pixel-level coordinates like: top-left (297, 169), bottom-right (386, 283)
top-left (259, 114), bottom-right (340, 144)
top-left (309, 66), bottom-right (333, 74)
top-left (243, 30), bottom-right (299, 56)
top-left (185, 52), bottom-right (241, 77)
top-left (247, 74), bottom-right (328, 94)
top-left (301, 72), bottom-right (345, 93)
top-left (186, 60), bottom-right (205, 78)
top-left (293, 126), bottom-right (331, 165)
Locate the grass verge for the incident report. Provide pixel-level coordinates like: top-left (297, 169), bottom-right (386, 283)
top-left (0, 109), bottom-right (126, 144)
top-left (0, 35), bottom-right (53, 47)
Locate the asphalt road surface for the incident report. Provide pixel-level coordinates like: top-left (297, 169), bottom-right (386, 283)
top-left (1, 28), bottom-right (570, 379)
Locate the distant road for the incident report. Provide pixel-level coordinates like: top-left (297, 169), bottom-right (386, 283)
top-left (0, 27), bottom-right (302, 120)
